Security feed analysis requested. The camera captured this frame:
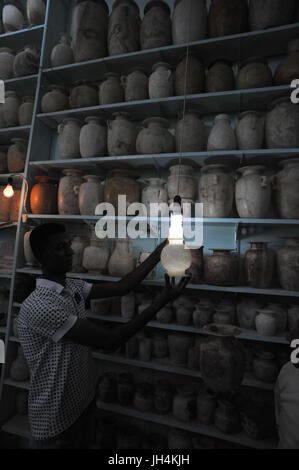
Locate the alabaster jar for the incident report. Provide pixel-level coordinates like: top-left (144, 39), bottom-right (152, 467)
top-left (236, 166), bottom-right (271, 219)
top-left (205, 249), bottom-right (238, 286)
top-left (107, 112), bottom-right (137, 156)
top-left (207, 59), bottom-right (235, 93)
top-left (175, 54), bottom-right (205, 96)
top-left (41, 85), bottom-right (69, 113)
top-left (140, 0), bottom-right (172, 50)
top-left (200, 325), bottom-right (246, 394)
top-left (244, 242), bottom-right (274, 289)
top-left (207, 114), bottom-right (237, 151)
top-left (2, 0), bottom-right (24, 32)
top-left (108, 239), bottom-right (135, 277)
top-left (71, 0), bottom-right (108, 62)
top-left (0, 47), bottom-right (15, 80)
top-left (267, 303), bottom-right (287, 334)
top-left (156, 305), bottom-right (173, 324)
top-left (193, 304), bottom-right (214, 328)
top-left (255, 310), bottom-right (278, 336)
top-left (80, 116), bottom-right (107, 158)
top-left (27, 0), bottom-right (46, 25)
top-left (7, 138), bottom-right (27, 173)
top-left (175, 112), bottom-right (206, 153)
top-left (236, 111), bottom-right (265, 150)
top-left (50, 33), bottom-right (74, 68)
top-left (58, 169), bottom-right (83, 215)
top-left (236, 57), bottom-right (272, 90)
top-left (121, 68), bottom-right (148, 102)
top-left (198, 164), bottom-right (235, 218)
top-left (13, 45), bottom-right (40, 77)
top-left (167, 165), bottom-right (196, 201)
top-left (58, 118), bottom-right (81, 159)
top-left (275, 38), bottom-right (299, 86)
top-left (161, 241), bottom-right (192, 278)
top-left (69, 81), bottom-right (99, 109)
top-left (83, 233), bottom-right (110, 274)
top-left (79, 175), bottom-right (104, 216)
top-left (237, 298), bottom-right (262, 330)
top-left (136, 117), bottom-right (174, 155)
top-left (142, 178), bottom-right (168, 215)
top-left (71, 235), bottom-right (88, 273)
top-left (249, 0), bottom-right (297, 31)
top-left (277, 238), bottom-right (299, 291)
top-left (30, 176), bottom-right (58, 215)
top-left (208, 0), bottom-right (248, 38)
top-left (253, 351), bottom-right (278, 383)
top-left (104, 169), bottom-right (140, 213)
top-left (266, 97), bottom-right (299, 149)
top-left (172, 0), bottom-right (207, 45)
top-left (173, 386), bottom-right (196, 423)
top-left (18, 96), bottom-right (34, 126)
top-left (274, 159), bottom-right (299, 219)
top-left (197, 390), bottom-right (217, 425)
top-left (24, 227), bottom-right (37, 267)
top-left (3, 90), bottom-right (20, 128)
top-left (99, 73), bottom-right (124, 105)
top-left (149, 62), bottom-right (173, 99)
top-left (108, 0), bottom-right (140, 56)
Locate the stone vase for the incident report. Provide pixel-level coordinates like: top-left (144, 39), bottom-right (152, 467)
top-left (167, 165), bottom-right (196, 201)
top-left (2, 1), bottom-right (24, 32)
top-left (273, 158), bottom-right (299, 219)
top-left (71, 0), bottom-right (108, 62)
top-left (27, 0), bottom-right (46, 25)
top-left (41, 85), bottom-right (69, 113)
top-left (237, 298), bottom-right (263, 330)
top-left (79, 175), bottom-right (104, 216)
top-left (108, 239), bottom-right (135, 277)
top-left (205, 249), bottom-right (238, 286)
top-left (277, 238), bottom-right (299, 291)
top-left (80, 116), bottom-right (107, 158)
top-left (0, 47), bottom-right (15, 80)
top-left (50, 32), bottom-right (74, 67)
top-left (244, 242), bottom-right (274, 289)
top-left (266, 97), bottom-right (299, 149)
top-left (198, 164), bottom-right (235, 218)
top-left (235, 166), bottom-right (271, 218)
top-left (107, 112), bottom-right (136, 156)
top-left (175, 54), bottom-right (205, 96)
top-left (13, 45), bottom-right (40, 77)
top-left (108, 0), bottom-right (140, 56)
top-left (142, 178), bottom-right (168, 215)
top-left (30, 176), bottom-right (58, 215)
top-left (3, 90), bottom-right (21, 128)
top-left (207, 114), bottom-right (237, 151)
top-left (18, 96), bottom-right (34, 126)
top-left (172, 0), bottom-right (207, 44)
top-left (58, 118), bottom-right (81, 159)
top-left (136, 117), bottom-right (174, 154)
top-left (255, 311), bottom-right (278, 336)
top-left (58, 169), bottom-right (83, 215)
top-left (207, 59), bottom-right (235, 92)
top-left (175, 111), bottom-right (206, 152)
top-left (249, 0), bottom-right (297, 31)
top-left (104, 169), bottom-right (140, 214)
top-left (140, 0), bottom-right (172, 50)
top-left (99, 73), bottom-right (124, 105)
top-left (208, 0), bottom-right (248, 37)
top-left (69, 80), bottom-right (99, 109)
top-left (236, 57), bottom-right (272, 90)
top-left (7, 138), bottom-right (27, 173)
top-left (149, 62), bottom-right (173, 99)
top-left (121, 68), bottom-right (148, 102)
top-left (83, 232), bottom-right (110, 274)
top-left (236, 111), bottom-right (265, 150)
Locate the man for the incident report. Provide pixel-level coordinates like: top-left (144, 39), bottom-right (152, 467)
top-left (18, 223), bottom-right (189, 449)
top-left (275, 326), bottom-right (299, 449)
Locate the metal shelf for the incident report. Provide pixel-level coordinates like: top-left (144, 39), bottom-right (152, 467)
top-left (42, 23), bottom-right (299, 84)
top-left (15, 267), bottom-right (299, 298)
top-left (29, 148), bottom-right (299, 172)
top-left (36, 85), bottom-right (290, 126)
top-left (93, 351), bottom-right (274, 391)
top-left (4, 379), bottom-right (30, 391)
top-left (0, 126), bottom-right (31, 144)
top-left (0, 223), bottom-right (18, 230)
top-left (1, 415), bottom-right (31, 439)
top-left (5, 75), bottom-right (39, 96)
top-left (0, 272), bottom-right (12, 279)
top-left (0, 25), bottom-right (44, 49)
top-left (96, 400), bottom-right (277, 450)
top-left (89, 313), bottom-right (288, 346)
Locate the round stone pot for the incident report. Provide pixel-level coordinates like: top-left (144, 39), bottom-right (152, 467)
top-left (236, 166), bottom-right (271, 218)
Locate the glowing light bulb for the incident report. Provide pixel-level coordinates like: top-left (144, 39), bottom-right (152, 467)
top-left (3, 184), bottom-right (14, 199)
top-left (161, 197), bottom-right (192, 278)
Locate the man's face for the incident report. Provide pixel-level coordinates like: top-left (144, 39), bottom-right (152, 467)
top-left (40, 232), bottom-right (73, 274)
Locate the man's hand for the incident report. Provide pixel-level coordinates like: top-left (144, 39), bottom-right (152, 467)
top-left (160, 274), bottom-right (190, 303)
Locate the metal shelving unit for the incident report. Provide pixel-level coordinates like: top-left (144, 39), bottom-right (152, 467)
top-left (1, 0), bottom-right (298, 449)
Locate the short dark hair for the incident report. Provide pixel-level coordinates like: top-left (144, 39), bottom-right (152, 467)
top-left (30, 223), bottom-right (66, 262)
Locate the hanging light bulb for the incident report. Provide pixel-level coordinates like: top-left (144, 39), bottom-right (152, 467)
top-left (3, 178), bottom-right (14, 199)
top-left (161, 196), bottom-right (192, 278)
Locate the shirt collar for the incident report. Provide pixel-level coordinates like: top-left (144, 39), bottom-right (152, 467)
top-left (36, 278), bottom-right (65, 294)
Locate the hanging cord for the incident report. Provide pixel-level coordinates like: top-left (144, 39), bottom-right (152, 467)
top-left (176, 0), bottom-right (193, 197)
